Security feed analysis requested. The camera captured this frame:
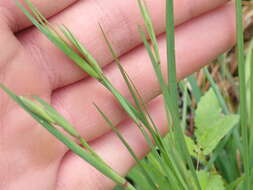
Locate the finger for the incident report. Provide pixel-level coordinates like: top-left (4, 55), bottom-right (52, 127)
top-left (0, 0), bottom-right (78, 32)
top-left (18, 0), bottom-right (229, 89)
top-left (52, 3), bottom-right (235, 141)
top-left (0, 47), bottom-right (65, 189)
top-left (0, 5), bottom-right (69, 189)
top-left (0, 2), bottom-right (79, 189)
top-left (0, 50), bottom-right (64, 189)
top-left (0, 17), bottom-right (21, 73)
top-left (56, 96), bottom-right (166, 190)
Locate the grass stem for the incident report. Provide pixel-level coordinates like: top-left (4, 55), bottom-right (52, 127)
top-left (235, 0), bottom-right (250, 189)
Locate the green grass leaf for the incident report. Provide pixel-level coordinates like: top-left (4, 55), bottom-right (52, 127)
top-left (15, 0), bottom-right (101, 80)
top-left (235, 0), bottom-right (250, 188)
top-left (0, 84), bottom-right (136, 190)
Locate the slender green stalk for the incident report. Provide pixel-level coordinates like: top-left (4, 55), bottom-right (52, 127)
top-left (0, 84), bottom-right (136, 190)
top-left (139, 6), bottom-right (198, 189)
top-left (181, 82), bottom-right (188, 131)
top-left (99, 23), bottom-right (188, 189)
top-left (99, 25), bottom-right (162, 142)
top-left (247, 39), bottom-right (253, 159)
top-left (187, 75), bottom-right (202, 103)
top-left (19, 0), bottom-right (160, 150)
top-left (166, 0), bottom-right (178, 102)
top-left (136, 0), bottom-right (160, 62)
top-left (10, 1), bottom-right (251, 190)
top-left (235, 0), bottom-right (250, 189)
top-left (204, 67), bottom-right (229, 114)
top-left (21, 95), bottom-right (107, 164)
top-left (95, 104), bottom-right (160, 190)
top-left (166, 1), bottom-right (201, 188)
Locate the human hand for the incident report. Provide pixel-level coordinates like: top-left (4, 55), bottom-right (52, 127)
top-left (0, 0), bottom-right (235, 189)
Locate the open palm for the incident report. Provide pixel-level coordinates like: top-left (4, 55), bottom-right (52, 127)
top-left (0, 0), bottom-right (235, 189)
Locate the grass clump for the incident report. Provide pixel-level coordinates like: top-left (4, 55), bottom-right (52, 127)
top-left (0, 0), bottom-right (253, 189)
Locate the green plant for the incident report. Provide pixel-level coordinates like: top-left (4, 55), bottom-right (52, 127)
top-left (1, 0), bottom-right (253, 190)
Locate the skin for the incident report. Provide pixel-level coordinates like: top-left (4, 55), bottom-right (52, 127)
top-left (0, 0), bottom-right (235, 189)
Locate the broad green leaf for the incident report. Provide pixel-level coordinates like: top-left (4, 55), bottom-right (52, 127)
top-left (185, 135), bottom-right (199, 158)
top-left (184, 135), bottom-right (205, 162)
top-left (197, 170), bottom-right (225, 190)
top-left (195, 89), bottom-right (239, 155)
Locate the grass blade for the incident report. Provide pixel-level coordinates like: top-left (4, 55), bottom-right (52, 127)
top-left (94, 104), bottom-right (160, 190)
top-left (165, 1), bottom-right (201, 188)
top-left (0, 84), bottom-right (136, 190)
top-left (235, 0), bottom-right (250, 189)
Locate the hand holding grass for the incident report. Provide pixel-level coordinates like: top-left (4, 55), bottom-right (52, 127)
top-left (0, 0), bottom-right (235, 189)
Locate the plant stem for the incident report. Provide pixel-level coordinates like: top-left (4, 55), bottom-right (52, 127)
top-left (235, 0), bottom-right (250, 189)
top-left (166, 1), bottom-right (201, 189)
